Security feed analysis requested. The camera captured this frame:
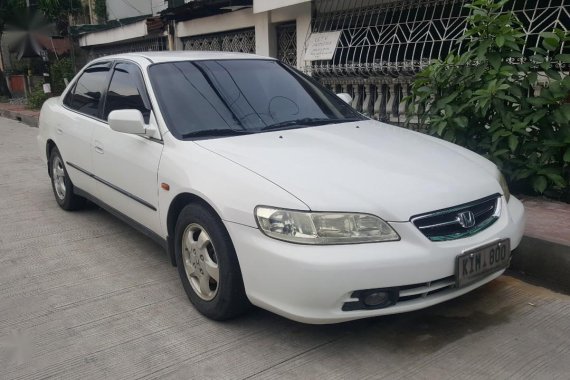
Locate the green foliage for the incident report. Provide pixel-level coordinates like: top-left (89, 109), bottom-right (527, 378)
top-left (406, 0), bottom-right (570, 199)
top-left (50, 58), bottom-right (74, 95)
top-left (0, 0), bottom-right (27, 30)
top-left (38, 0), bottom-right (82, 35)
top-left (27, 86), bottom-right (50, 110)
top-left (94, 0), bottom-right (107, 22)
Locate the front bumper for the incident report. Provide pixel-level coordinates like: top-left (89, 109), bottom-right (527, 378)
top-left (226, 196), bottom-right (525, 324)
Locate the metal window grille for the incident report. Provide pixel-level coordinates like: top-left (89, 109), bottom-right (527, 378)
top-left (87, 36), bottom-right (168, 59)
top-left (310, 0), bottom-right (569, 78)
top-left (182, 28), bottom-right (256, 53)
top-left (277, 23), bottom-right (297, 67)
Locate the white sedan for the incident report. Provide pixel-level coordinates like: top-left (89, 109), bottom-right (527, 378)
top-left (37, 52), bottom-right (525, 324)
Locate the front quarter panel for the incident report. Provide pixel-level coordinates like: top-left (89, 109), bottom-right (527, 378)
top-left (37, 97), bottom-right (61, 164)
top-left (158, 135), bottom-right (310, 234)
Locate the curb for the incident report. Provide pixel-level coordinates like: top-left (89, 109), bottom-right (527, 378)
top-left (0, 108), bottom-right (39, 128)
top-left (511, 236), bottom-right (570, 294)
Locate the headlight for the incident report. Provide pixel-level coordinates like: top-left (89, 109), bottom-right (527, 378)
top-left (498, 172), bottom-right (511, 202)
top-left (255, 206), bottom-right (400, 244)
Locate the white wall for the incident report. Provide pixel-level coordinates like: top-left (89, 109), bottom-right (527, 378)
top-left (78, 20), bottom-right (147, 47)
top-left (254, 0), bottom-right (311, 13)
top-left (176, 8), bottom-right (255, 38)
top-left (106, 0), bottom-right (165, 20)
top-left (175, 1), bottom-right (312, 69)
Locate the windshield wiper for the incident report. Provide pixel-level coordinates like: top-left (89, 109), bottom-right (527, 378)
top-left (181, 129), bottom-right (252, 139)
top-left (261, 117), bottom-right (361, 131)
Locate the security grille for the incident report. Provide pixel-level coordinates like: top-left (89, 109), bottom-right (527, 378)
top-left (87, 36), bottom-right (168, 59)
top-left (277, 23), bottom-right (297, 67)
top-left (182, 28), bottom-right (255, 53)
top-left (310, 0), bottom-right (569, 77)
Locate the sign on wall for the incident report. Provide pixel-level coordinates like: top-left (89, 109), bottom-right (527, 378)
top-left (304, 31), bottom-right (342, 61)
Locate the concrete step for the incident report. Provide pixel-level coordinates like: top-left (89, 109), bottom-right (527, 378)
top-left (511, 197), bottom-right (570, 294)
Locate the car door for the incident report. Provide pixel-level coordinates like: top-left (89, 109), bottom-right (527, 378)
top-left (59, 62), bottom-right (112, 194)
top-left (91, 61), bottom-right (164, 235)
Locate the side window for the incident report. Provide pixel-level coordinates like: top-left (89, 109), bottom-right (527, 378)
top-left (66, 63), bottom-right (110, 118)
top-left (104, 62), bottom-right (151, 122)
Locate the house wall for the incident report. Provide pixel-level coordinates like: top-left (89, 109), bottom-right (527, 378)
top-left (174, 1), bottom-right (312, 68)
top-left (105, 0), bottom-right (166, 20)
top-left (78, 20), bottom-right (148, 47)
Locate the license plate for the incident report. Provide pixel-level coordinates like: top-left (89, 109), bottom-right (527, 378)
top-left (455, 239), bottom-right (511, 287)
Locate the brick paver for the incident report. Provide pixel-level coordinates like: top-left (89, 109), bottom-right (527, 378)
top-left (521, 197), bottom-right (570, 246)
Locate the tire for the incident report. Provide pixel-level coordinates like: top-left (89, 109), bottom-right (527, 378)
top-left (49, 147), bottom-right (86, 211)
top-left (175, 203), bottom-right (250, 320)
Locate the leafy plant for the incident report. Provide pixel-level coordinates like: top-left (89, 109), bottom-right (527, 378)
top-left (94, 0), bottom-right (107, 23)
top-left (50, 57), bottom-right (74, 95)
top-left (27, 86), bottom-right (50, 110)
top-left (38, 0), bottom-right (82, 35)
top-left (406, 0), bottom-right (570, 199)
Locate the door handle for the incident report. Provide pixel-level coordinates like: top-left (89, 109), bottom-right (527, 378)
top-left (56, 128), bottom-right (63, 135)
top-left (93, 139), bottom-right (104, 154)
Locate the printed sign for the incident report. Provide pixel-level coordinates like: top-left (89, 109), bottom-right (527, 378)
top-left (304, 31), bottom-right (342, 61)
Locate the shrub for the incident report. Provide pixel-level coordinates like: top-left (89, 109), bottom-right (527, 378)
top-left (27, 86), bottom-right (50, 110)
top-left (406, 0), bottom-right (570, 199)
top-left (50, 57), bottom-right (75, 95)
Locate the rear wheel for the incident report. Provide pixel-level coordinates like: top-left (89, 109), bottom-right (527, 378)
top-left (175, 203), bottom-right (250, 320)
top-left (49, 147), bottom-right (85, 210)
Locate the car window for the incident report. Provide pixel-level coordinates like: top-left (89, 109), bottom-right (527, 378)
top-left (66, 62), bottom-right (111, 118)
top-left (104, 62), bottom-right (151, 122)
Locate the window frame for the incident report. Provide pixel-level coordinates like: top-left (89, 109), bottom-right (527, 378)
top-left (102, 60), bottom-right (153, 123)
top-left (61, 58), bottom-right (162, 143)
top-left (62, 61), bottom-right (113, 121)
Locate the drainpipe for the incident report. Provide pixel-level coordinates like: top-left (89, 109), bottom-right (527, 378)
top-left (167, 20), bottom-right (176, 51)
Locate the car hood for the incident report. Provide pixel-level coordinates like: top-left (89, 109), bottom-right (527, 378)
top-left (195, 120), bottom-right (502, 221)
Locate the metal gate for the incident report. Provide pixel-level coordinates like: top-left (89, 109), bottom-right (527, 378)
top-left (310, 0), bottom-right (569, 78)
top-left (182, 28), bottom-right (255, 53)
top-left (277, 23), bottom-right (297, 67)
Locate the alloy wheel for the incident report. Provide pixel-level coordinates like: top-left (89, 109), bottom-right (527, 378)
top-left (181, 223), bottom-right (220, 301)
top-left (52, 156), bottom-right (66, 200)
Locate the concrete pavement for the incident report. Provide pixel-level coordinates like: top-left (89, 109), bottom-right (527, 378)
top-left (1, 117), bottom-right (570, 380)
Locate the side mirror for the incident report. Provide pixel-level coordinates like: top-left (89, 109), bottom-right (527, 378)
top-left (108, 109), bottom-right (146, 135)
top-left (337, 93), bottom-right (352, 104)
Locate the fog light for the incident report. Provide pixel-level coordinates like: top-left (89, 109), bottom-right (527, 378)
top-left (363, 291), bottom-right (391, 307)
top-left (342, 288), bottom-right (399, 311)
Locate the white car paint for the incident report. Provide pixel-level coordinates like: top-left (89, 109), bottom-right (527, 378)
top-left (38, 52), bottom-right (526, 324)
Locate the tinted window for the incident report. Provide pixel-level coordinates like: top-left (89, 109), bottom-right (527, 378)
top-left (104, 62), bottom-right (150, 121)
top-left (67, 63), bottom-right (110, 118)
top-left (148, 60), bottom-right (364, 139)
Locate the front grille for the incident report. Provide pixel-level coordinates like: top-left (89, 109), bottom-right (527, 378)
top-left (411, 194), bottom-right (501, 241)
top-left (398, 276), bottom-right (456, 302)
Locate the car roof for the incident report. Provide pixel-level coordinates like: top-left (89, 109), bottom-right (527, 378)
top-left (97, 51), bottom-right (275, 64)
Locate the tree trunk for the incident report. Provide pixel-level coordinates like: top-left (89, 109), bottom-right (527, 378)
top-left (0, 31), bottom-right (12, 98)
top-left (0, 69), bottom-right (11, 98)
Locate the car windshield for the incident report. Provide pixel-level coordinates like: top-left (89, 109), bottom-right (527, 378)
top-left (148, 59), bottom-right (365, 139)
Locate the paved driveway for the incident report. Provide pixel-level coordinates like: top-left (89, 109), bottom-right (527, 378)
top-left (1, 117), bottom-right (569, 379)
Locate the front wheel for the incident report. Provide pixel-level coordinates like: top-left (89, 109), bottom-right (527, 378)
top-left (175, 203), bottom-right (250, 320)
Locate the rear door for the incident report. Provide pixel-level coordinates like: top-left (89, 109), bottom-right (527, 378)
top-left (59, 62), bottom-right (111, 194)
top-left (91, 61), bottom-right (164, 235)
